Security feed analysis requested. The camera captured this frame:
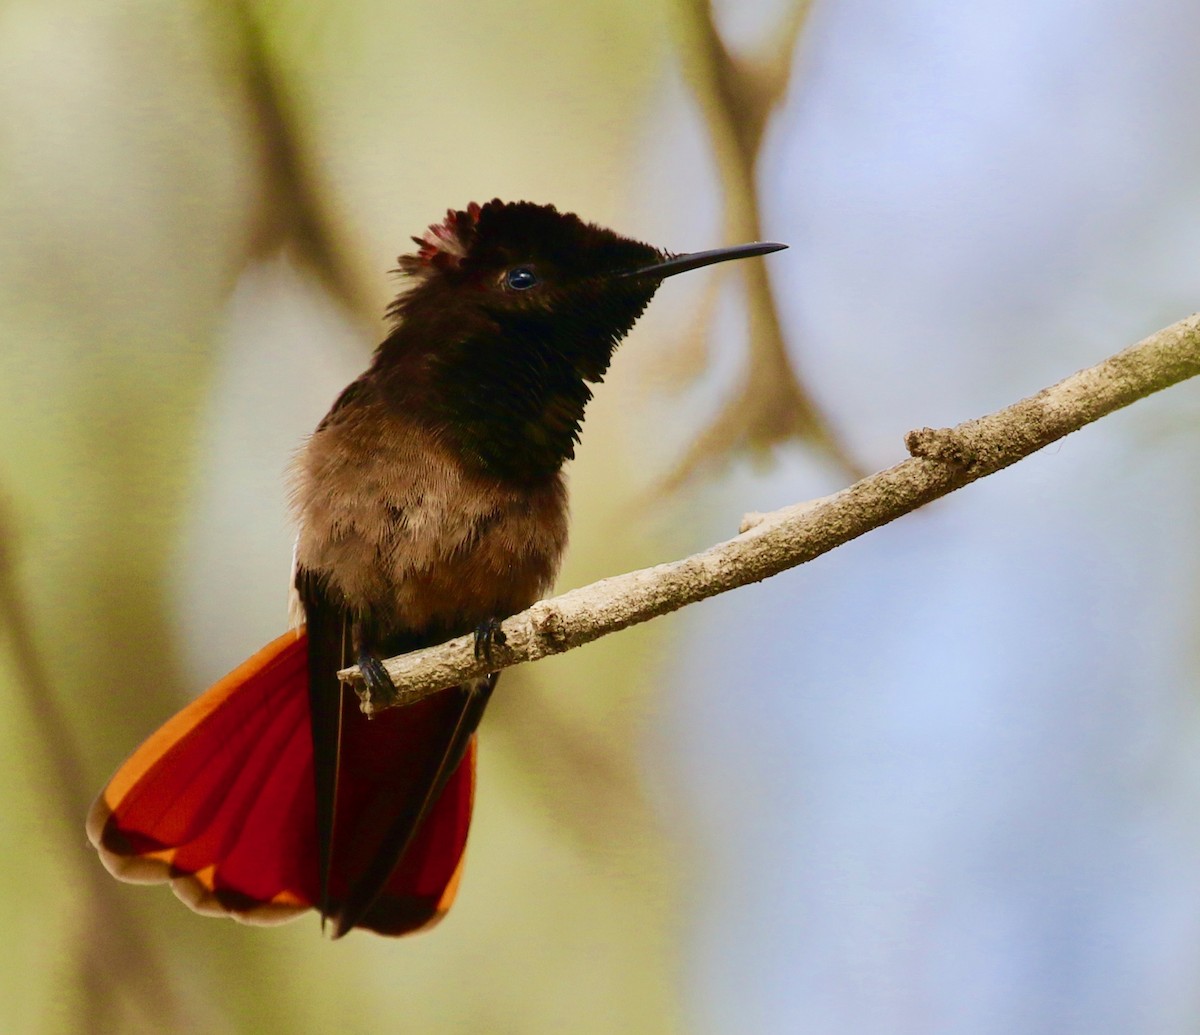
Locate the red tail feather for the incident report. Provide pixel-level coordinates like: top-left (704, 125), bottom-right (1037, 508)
top-left (87, 630), bottom-right (474, 935)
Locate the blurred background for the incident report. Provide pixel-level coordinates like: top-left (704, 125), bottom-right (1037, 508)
top-left (2, 0), bottom-right (1200, 1031)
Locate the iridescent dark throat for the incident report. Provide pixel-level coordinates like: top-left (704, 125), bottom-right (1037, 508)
top-left (372, 200), bottom-right (664, 483)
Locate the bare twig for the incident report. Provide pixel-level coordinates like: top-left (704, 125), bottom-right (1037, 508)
top-left (342, 313), bottom-right (1200, 711)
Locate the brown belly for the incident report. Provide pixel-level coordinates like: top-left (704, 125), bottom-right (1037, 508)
top-left (291, 403), bottom-right (569, 640)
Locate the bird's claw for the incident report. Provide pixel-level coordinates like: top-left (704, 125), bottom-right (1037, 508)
top-left (473, 618), bottom-right (507, 666)
top-left (356, 650), bottom-right (398, 707)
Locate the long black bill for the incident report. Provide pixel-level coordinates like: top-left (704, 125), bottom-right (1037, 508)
top-left (623, 241), bottom-right (787, 280)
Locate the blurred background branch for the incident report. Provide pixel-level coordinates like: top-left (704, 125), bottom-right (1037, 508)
top-left (221, 0), bottom-right (375, 328)
top-left (0, 508), bottom-right (181, 1034)
top-left (666, 0), bottom-right (861, 486)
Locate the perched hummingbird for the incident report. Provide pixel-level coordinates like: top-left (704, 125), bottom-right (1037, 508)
top-left (88, 200), bottom-right (786, 937)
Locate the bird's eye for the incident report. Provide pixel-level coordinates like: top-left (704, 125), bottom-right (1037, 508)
top-left (505, 266), bottom-right (539, 291)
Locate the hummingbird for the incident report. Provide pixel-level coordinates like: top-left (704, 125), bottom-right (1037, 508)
top-left (88, 200), bottom-right (786, 937)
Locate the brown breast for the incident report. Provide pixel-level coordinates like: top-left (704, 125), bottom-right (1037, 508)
top-left (290, 392), bottom-right (569, 639)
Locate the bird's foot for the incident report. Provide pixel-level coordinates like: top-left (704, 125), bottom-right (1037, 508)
top-left (473, 618), bottom-right (507, 666)
top-left (356, 648), bottom-right (399, 708)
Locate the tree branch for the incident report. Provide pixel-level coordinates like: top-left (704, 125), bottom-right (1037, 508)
top-left (340, 313), bottom-right (1200, 713)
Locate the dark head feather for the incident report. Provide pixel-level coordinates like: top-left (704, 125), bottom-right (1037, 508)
top-left (377, 200), bottom-right (667, 483)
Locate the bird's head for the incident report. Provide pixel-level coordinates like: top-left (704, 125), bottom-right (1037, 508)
top-left (379, 200), bottom-right (785, 480)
